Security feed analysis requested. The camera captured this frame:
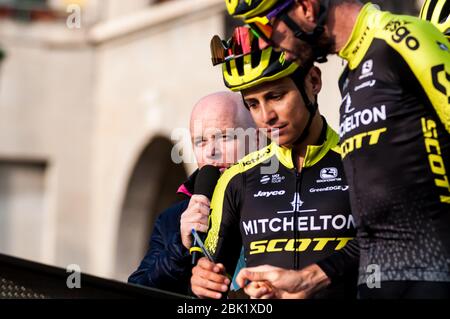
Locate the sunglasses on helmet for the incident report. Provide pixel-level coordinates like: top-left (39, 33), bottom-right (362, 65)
top-left (210, 26), bottom-right (270, 66)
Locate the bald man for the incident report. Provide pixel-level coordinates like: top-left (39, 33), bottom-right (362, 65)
top-left (128, 92), bottom-right (256, 295)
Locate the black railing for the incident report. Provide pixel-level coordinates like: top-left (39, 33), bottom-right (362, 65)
top-left (0, 253), bottom-right (189, 299)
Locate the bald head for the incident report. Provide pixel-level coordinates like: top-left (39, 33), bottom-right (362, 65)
top-left (190, 91), bottom-right (255, 133)
top-left (190, 91), bottom-right (256, 169)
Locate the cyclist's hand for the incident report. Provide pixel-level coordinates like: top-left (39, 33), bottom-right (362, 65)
top-left (191, 257), bottom-right (230, 299)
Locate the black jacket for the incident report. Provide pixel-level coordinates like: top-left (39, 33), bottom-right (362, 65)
top-left (128, 171), bottom-right (197, 295)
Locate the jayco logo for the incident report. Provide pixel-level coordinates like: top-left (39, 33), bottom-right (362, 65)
top-left (254, 190), bottom-right (286, 198)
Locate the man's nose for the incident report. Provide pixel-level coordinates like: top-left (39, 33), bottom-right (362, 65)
top-left (205, 141), bottom-right (219, 158)
top-left (261, 104), bottom-right (277, 126)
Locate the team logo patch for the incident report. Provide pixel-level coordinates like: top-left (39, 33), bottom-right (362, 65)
top-left (362, 59), bottom-right (373, 74)
top-left (320, 167), bottom-right (338, 179)
top-left (277, 193), bottom-right (317, 214)
top-left (260, 175), bottom-right (270, 184)
top-left (271, 174), bottom-right (285, 183)
top-left (260, 174), bottom-right (285, 184)
top-left (310, 185), bottom-right (349, 193)
top-left (359, 59), bottom-right (374, 80)
top-left (342, 93), bottom-right (354, 114)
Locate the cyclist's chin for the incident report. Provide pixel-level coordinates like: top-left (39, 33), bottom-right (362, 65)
top-left (272, 134), bottom-right (295, 148)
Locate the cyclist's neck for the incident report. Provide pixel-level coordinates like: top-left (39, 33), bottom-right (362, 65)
top-left (292, 114), bottom-right (325, 172)
top-left (328, 0), bottom-right (364, 53)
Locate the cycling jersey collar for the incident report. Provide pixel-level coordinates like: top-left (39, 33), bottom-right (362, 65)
top-left (275, 123), bottom-right (339, 169)
top-left (339, 3), bottom-right (379, 68)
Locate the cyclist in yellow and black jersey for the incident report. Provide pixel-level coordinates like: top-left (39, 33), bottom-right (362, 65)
top-left (337, 2), bottom-right (450, 291)
top-left (224, 0), bottom-right (450, 299)
top-left (190, 26), bottom-right (358, 299)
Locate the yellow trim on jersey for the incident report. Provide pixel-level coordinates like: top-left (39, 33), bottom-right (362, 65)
top-left (339, 3), bottom-right (379, 70)
top-left (204, 124), bottom-right (341, 254)
top-left (303, 125), bottom-right (340, 168)
top-left (204, 143), bottom-right (275, 254)
top-left (339, 3), bottom-right (450, 134)
top-left (276, 125), bottom-right (341, 169)
top-left (274, 144), bottom-right (294, 169)
top-left (331, 145), bottom-right (342, 155)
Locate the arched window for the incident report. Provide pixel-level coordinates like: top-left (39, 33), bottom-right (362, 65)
top-left (114, 136), bottom-right (188, 281)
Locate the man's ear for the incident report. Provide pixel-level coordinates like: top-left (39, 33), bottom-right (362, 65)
top-left (294, 0), bottom-right (317, 23)
top-left (307, 66), bottom-right (322, 95)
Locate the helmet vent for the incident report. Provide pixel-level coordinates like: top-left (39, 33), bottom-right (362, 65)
top-left (225, 61), bottom-right (232, 76)
top-left (427, 0), bottom-right (438, 21)
top-left (251, 47), bottom-right (262, 68)
top-left (235, 56), bottom-right (245, 76)
top-left (440, 0), bottom-right (450, 23)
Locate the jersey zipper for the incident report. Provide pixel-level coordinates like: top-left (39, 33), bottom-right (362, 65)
top-left (294, 169), bottom-right (303, 270)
